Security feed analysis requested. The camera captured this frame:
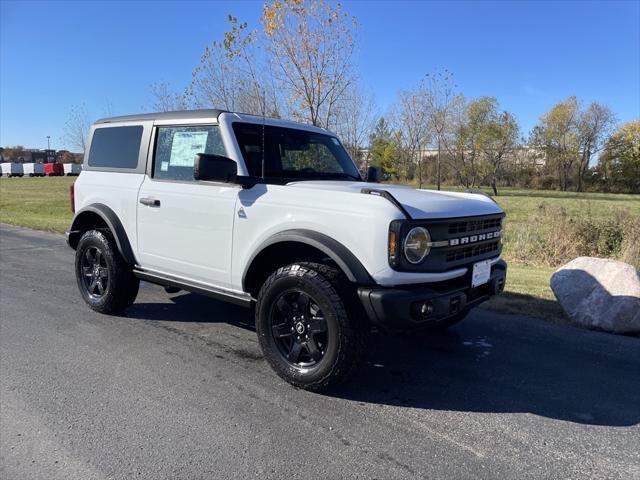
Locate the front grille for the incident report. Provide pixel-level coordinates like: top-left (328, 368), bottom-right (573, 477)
top-left (445, 240), bottom-right (500, 262)
top-left (448, 217), bottom-right (502, 235)
top-left (390, 213), bottom-right (504, 273)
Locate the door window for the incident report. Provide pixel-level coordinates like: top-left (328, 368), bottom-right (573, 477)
top-left (153, 126), bottom-right (226, 181)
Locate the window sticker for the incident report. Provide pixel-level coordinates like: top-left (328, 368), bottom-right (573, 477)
top-left (160, 161), bottom-right (169, 172)
top-left (169, 131), bottom-right (209, 167)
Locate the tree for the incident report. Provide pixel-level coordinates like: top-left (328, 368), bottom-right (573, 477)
top-left (333, 84), bottom-right (376, 164)
top-left (1, 146), bottom-right (26, 161)
top-left (531, 97), bottom-right (617, 192)
top-left (262, 0), bottom-right (356, 128)
top-left (575, 102), bottom-right (616, 192)
top-left (59, 151), bottom-right (83, 164)
top-left (530, 96), bottom-right (581, 191)
top-left (396, 87), bottom-right (430, 186)
top-left (189, 16), bottom-right (276, 115)
top-left (446, 96), bottom-right (494, 189)
top-left (599, 121), bottom-right (640, 193)
top-left (481, 105), bottom-right (520, 195)
top-left (150, 81), bottom-right (189, 112)
top-left (368, 117), bottom-right (399, 177)
top-left (422, 70), bottom-right (460, 190)
top-left (62, 103), bottom-right (91, 153)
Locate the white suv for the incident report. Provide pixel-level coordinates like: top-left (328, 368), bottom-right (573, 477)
top-left (67, 109), bottom-right (507, 391)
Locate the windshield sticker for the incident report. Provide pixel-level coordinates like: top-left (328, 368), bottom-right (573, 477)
top-left (160, 161), bottom-right (169, 172)
top-left (170, 131), bottom-right (209, 167)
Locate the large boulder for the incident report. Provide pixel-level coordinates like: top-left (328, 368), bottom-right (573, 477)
top-left (550, 257), bottom-right (640, 334)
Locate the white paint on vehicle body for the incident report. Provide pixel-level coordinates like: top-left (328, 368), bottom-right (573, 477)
top-left (73, 112), bottom-right (506, 293)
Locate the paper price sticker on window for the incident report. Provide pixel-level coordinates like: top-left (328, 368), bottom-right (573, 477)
top-left (170, 131), bottom-right (209, 167)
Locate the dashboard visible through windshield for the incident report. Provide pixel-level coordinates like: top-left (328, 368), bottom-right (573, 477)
top-left (232, 122), bottom-right (362, 181)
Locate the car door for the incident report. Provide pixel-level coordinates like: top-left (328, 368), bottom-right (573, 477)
top-left (136, 124), bottom-right (239, 290)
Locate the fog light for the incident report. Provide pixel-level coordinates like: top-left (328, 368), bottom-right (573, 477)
top-left (420, 302), bottom-right (434, 317)
top-left (411, 300), bottom-right (435, 321)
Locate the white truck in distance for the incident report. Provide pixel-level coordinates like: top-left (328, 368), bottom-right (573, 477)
top-left (66, 109), bottom-right (507, 391)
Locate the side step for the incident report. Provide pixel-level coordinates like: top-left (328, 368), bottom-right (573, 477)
top-left (133, 269), bottom-right (253, 308)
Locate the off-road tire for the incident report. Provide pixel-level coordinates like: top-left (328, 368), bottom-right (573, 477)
top-left (75, 229), bottom-right (139, 314)
top-left (255, 262), bottom-right (364, 392)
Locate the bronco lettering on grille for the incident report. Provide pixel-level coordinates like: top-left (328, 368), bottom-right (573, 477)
top-left (448, 230), bottom-right (501, 247)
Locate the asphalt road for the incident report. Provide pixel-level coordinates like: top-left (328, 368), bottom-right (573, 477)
top-left (1, 224), bottom-right (639, 479)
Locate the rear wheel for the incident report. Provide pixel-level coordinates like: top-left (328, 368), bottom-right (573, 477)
top-left (75, 229), bottom-right (139, 314)
top-left (255, 262), bottom-right (363, 391)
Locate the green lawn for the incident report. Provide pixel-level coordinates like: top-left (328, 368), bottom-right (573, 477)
top-left (0, 176), bottom-right (74, 233)
top-left (414, 183), bottom-right (640, 219)
top-left (1, 177), bottom-right (636, 322)
top-left (491, 187), bottom-right (640, 230)
top-left (481, 263), bottom-right (566, 322)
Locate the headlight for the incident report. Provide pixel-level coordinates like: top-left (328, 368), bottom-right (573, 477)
top-left (403, 227), bottom-right (431, 264)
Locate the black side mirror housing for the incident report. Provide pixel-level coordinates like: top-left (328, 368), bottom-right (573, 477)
top-left (366, 166), bottom-right (380, 183)
top-left (194, 153), bottom-right (238, 183)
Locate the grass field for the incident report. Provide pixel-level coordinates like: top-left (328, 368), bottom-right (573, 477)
top-left (481, 263), bottom-right (564, 321)
top-left (2, 177), bottom-right (637, 322)
top-left (0, 176), bottom-right (74, 233)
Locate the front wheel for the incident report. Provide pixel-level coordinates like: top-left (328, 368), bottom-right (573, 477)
top-left (255, 262), bottom-right (363, 392)
top-left (75, 229), bottom-right (139, 314)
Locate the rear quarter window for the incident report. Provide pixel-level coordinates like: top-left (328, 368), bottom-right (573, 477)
top-left (88, 126), bottom-right (143, 169)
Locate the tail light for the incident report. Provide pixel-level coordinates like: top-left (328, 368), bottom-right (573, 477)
top-left (70, 182), bottom-right (75, 213)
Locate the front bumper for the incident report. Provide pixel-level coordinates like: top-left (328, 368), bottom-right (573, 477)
top-left (358, 260), bottom-right (507, 331)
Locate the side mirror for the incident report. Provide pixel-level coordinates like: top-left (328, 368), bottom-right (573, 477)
top-left (366, 166), bottom-right (380, 183)
top-left (194, 153), bottom-right (237, 182)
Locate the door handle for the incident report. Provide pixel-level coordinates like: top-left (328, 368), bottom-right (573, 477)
top-left (139, 197), bottom-right (161, 207)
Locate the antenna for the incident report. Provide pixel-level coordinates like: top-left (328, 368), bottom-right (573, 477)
top-left (261, 89), bottom-right (266, 180)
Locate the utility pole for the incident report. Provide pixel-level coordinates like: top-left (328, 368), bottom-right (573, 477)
top-left (437, 137), bottom-right (441, 190)
top-left (46, 136), bottom-right (50, 150)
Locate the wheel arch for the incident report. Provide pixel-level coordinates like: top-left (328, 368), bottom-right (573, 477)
top-left (242, 229), bottom-right (373, 298)
top-left (67, 204), bottom-right (136, 264)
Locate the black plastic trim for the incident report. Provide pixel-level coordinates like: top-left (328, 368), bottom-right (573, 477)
top-left (358, 260), bottom-right (507, 332)
top-left (464, 189), bottom-right (498, 204)
top-left (67, 204), bottom-right (136, 264)
top-left (242, 229), bottom-right (374, 290)
top-left (134, 270), bottom-right (253, 307)
top-left (361, 188), bottom-right (411, 219)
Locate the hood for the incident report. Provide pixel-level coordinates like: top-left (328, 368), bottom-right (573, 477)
top-left (286, 181), bottom-right (504, 219)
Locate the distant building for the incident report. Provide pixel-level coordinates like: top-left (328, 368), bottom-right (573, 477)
top-left (0, 147), bottom-right (83, 163)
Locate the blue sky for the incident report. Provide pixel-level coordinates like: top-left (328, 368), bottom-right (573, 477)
top-left (1, 0), bottom-right (639, 150)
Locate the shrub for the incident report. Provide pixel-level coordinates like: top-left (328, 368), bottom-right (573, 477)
top-left (503, 203), bottom-right (639, 268)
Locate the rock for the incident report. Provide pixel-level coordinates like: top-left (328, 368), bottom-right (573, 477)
top-left (550, 257), bottom-right (640, 334)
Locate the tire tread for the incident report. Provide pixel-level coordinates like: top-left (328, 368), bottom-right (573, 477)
top-left (256, 262), bottom-right (364, 392)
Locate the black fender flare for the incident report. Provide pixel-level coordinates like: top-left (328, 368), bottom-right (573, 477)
top-left (67, 204), bottom-right (136, 264)
top-left (242, 229), bottom-right (374, 290)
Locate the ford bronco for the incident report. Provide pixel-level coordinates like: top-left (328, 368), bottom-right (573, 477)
top-left (67, 109), bottom-right (507, 391)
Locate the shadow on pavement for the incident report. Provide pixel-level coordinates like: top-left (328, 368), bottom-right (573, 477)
top-left (125, 290), bottom-right (640, 428)
top-left (125, 291), bottom-right (255, 332)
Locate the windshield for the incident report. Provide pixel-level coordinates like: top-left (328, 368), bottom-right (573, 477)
top-left (232, 122), bottom-right (362, 181)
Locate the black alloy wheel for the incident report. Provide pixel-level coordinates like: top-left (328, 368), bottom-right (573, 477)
top-left (255, 262), bottom-right (364, 391)
top-left (75, 229), bottom-right (139, 314)
top-left (80, 246), bottom-right (109, 299)
top-left (269, 290), bottom-right (329, 368)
